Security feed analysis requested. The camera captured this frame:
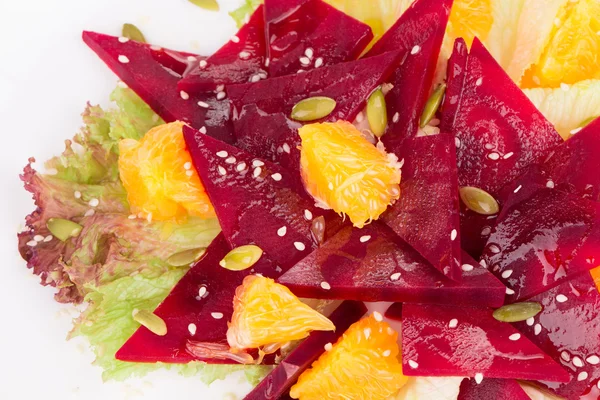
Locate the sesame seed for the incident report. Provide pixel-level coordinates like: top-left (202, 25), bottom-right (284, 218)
top-left (587, 355), bottom-right (600, 365)
top-left (514, 185), bottom-right (522, 193)
top-left (252, 160), bottom-right (264, 167)
top-left (197, 101), bottom-right (209, 108)
top-left (43, 235), bottom-right (53, 242)
top-left (577, 371), bottom-right (588, 381)
top-left (485, 143), bottom-right (495, 150)
top-left (218, 166), bottom-right (227, 176)
top-left (231, 35), bottom-right (240, 43)
top-left (561, 351), bottom-right (571, 362)
top-left (187, 56), bottom-right (196, 63)
top-left (459, 264), bottom-right (473, 272)
top-left (118, 55), bottom-right (130, 64)
top-left (239, 51), bottom-right (251, 59)
top-left (250, 74), bottom-right (261, 83)
top-left (88, 198), bottom-right (99, 207)
top-left (382, 350), bottom-right (391, 357)
top-left (488, 152), bottom-right (500, 160)
top-left (253, 167), bottom-right (262, 178)
top-left (534, 323), bottom-right (542, 335)
top-left (524, 318), bottom-right (534, 327)
top-left (186, 170), bottom-right (193, 177)
top-left (34, 234), bottom-right (44, 242)
top-left (455, 137), bottom-right (461, 148)
top-left (211, 312), bottom-right (224, 319)
top-left (509, 333), bottom-right (521, 341)
top-left (199, 60), bottom-right (207, 68)
top-left (320, 281), bottom-right (331, 290)
top-left (26, 240), bottom-right (37, 247)
top-left (264, 58), bottom-right (270, 67)
top-left (556, 294), bottom-right (568, 303)
top-left (271, 173), bottom-right (282, 181)
top-left (393, 112), bottom-right (400, 123)
top-left (373, 311), bottom-right (383, 322)
top-left (225, 157), bottom-right (237, 164)
top-left (216, 151), bottom-right (228, 158)
top-left (560, 83), bottom-right (569, 92)
top-left (479, 259), bottom-right (487, 268)
top-left (450, 229), bottom-right (457, 241)
top-left (282, 143), bottom-right (291, 153)
top-left (474, 373), bottom-right (483, 384)
top-left (188, 323), bottom-right (197, 335)
top-left (506, 287), bottom-right (515, 295)
top-left (277, 226), bottom-right (287, 237)
top-left (410, 45), bottom-right (420, 55)
top-left (360, 235), bottom-right (371, 243)
top-left (184, 162), bottom-right (192, 170)
top-left (236, 162), bottom-right (247, 172)
top-left (299, 56), bottom-right (311, 66)
top-left (217, 91), bottom-right (226, 100)
top-left (501, 270), bottom-right (513, 279)
top-left (304, 209), bottom-right (313, 220)
top-left (84, 209), bottom-right (95, 217)
top-left (481, 226), bottom-right (492, 236)
top-left (489, 244), bottom-right (500, 253)
top-left (294, 242), bottom-right (306, 251)
top-left (314, 57), bottom-right (323, 68)
top-left (304, 48), bottom-right (314, 59)
top-left (74, 191), bottom-right (82, 199)
top-left (199, 126), bottom-right (207, 134)
top-left (476, 77), bottom-right (483, 86)
top-left (324, 342), bottom-right (333, 351)
top-left (180, 91), bottom-right (190, 100)
top-left (503, 152), bottom-right (514, 159)
top-left (390, 272), bottom-right (401, 281)
top-left (198, 286), bottom-right (207, 298)
top-left (448, 318), bottom-right (458, 328)
top-left (118, 37), bottom-right (129, 43)
top-left (570, 127), bottom-right (583, 135)
top-left (408, 360), bottom-right (419, 369)
top-left (573, 356), bottom-right (584, 367)
top-left (546, 180), bottom-right (555, 189)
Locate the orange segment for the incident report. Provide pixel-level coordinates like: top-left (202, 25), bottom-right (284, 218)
top-left (290, 313), bottom-right (408, 400)
top-left (226, 275), bottom-right (335, 351)
top-left (118, 121), bottom-right (214, 221)
top-left (591, 266), bottom-right (600, 293)
top-left (447, 0), bottom-right (494, 47)
top-left (299, 121), bottom-right (402, 228)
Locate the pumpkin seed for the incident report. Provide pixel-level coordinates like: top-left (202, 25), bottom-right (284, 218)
top-left (46, 218), bottom-right (83, 242)
top-left (579, 115), bottom-right (598, 128)
top-left (459, 186), bottom-right (500, 215)
top-left (132, 309), bottom-right (168, 336)
top-left (493, 302), bottom-right (542, 323)
top-left (122, 23), bottom-right (146, 43)
top-left (188, 0), bottom-right (220, 11)
top-left (420, 83), bottom-right (446, 128)
top-left (219, 245), bottom-right (263, 271)
top-left (166, 248), bottom-right (206, 267)
top-left (311, 215), bottom-right (326, 246)
top-left (367, 88), bottom-right (388, 137)
top-left (291, 97), bottom-right (337, 122)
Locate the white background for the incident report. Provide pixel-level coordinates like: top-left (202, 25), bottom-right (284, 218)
top-left (0, 0), bottom-right (256, 398)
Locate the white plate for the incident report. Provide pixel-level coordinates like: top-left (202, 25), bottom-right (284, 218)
top-left (0, 0), bottom-right (256, 398)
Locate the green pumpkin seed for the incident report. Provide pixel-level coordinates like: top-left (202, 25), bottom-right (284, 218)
top-left (132, 309), bottom-right (168, 336)
top-left (166, 248), bottom-right (206, 267)
top-left (420, 83), bottom-right (446, 128)
top-left (188, 0), bottom-right (220, 11)
top-left (459, 186), bottom-right (500, 215)
top-left (291, 97), bottom-right (337, 122)
top-left (579, 115), bottom-right (598, 128)
top-left (492, 302), bottom-right (542, 323)
top-left (122, 23), bottom-right (146, 43)
top-left (311, 216), bottom-right (326, 246)
top-left (219, 245), bottom-right (263, 271)
top-left (367, 88), bottom-right (388, 137)
top-left (46, 218), bottom-right (83, 242)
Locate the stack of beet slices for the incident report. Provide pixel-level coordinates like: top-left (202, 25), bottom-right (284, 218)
top-left (84, 0), bottom-right (600, 398)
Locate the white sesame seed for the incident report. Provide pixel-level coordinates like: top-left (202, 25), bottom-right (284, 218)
top-left (225, 157), bottom-right (236, 164)
top-left (216, 151), bottom-right (228, 158)
top-left (271, 173), bottom-right (282, 181)
top-left (299, 56), bottom-right (311, 66)
top-left (324, 342), bottom-right (333, 351)
top-left (33, 234), bottom-right (44, 242)
top-left (282, 143), bottom-right (291, 153)
top-left (250, 74), bottom-right (261, 83)
top-left (74, 191), bottom-right (82, 199)
top-left (180, 90), bottom-right (190, 100)
top-left (304, 209), bottom-right (313, 220)
top-left (474, 373), bottom-right (483, 384)
top-left (485, 143), bottom-right (495, 150)
top-left (570, 127), bottom-right (583, 135)
top-left (481, 226), bottom-right (492, 236)
top-left (118, 36), bottom-right (129, 43)
top-left (410, 45), bottom-right (420, 55)
top-left (253, 167), bottom-right (262, 178)
top-left (197, 101), bottom-right (209, 108)
top-left (198, 286), bottom-right (207, 298)
top-left (360, 235), bottom-right (371, 243)
top-left (560, 83), bottom-right (569, 92)
top-left (252, 160), bottom-right (264, 168)
top-left (534, 323), bottom-right (542, 335)
top-left (199, 126), bottom-right (207, 134)
top-left (320, 281), bottom-right (331, 290)
top-left (586, 355), bottom-right (600, 365)
top-left (382, 349), bottom-right (391, 357)
top-left (455, 137), bottom-right (461, 148)
top-left (448, 318), bottom-right (458, 328)
top-left (118, 55), bottom-right (130, 64)
top-left (217, 91), bottom-right (226, 100)
top-left (88, 198), bottom-right (99, 207)
top-left (392, 112), bottom-right (400, 123)
top-left (503, 152), bottom-right (514, 159)
top-left (577, 371), bottom-right (588, 381)
top-left (450, 229), bottom-right (457, 241)
top-left (304, 48), bottom-right (314, 59)
top-left (526, 317), bottom-right (535, 326)
top-left (277, 226), bottom-right (287, 237)
top-left (84, 209), bottom-right (95, 217)
top-left (546, 180), bottom-right (555, 189)
top-left (184, 162), bottom-right (192, 170)
top-left (509, 333), bottom-right (521, 341)
top-left (199, 60), bottom-right (207, 68)
top-left (235, 162), bottom-right (246, 172)
top-left (186, 56), bottom-right (197, 63)
top-left (239, 51), bottom-right (251, 59)
top-left (231, 35), bottom-right (240, 43)
top-left (26, 240), bottom-right (37, 247)
top-left (501, 270), bottom-right (513, 279)
top-left (573, 356), bottom-right (584, 367)
top-left (188, 323), bottom-right (197, 335)
top-left (514, 185), bottom-right (523, 193)
top-left (373, 311), bottom-right (383, 322)
top-left (43, 235), bottom-right (53, 242)
top-left (488, 152), bottom-right (500, 160)
top-left (506, 287), bottom-right (515, 295)
top-left (408, 360), bottom-right (419, 369)
top-left (211, 312), bottom-right (224, 320)
top-left (489, 244), bottom-right (501, 253)
top-left (218, 166), bottom-right (227, 176)
top-left (561, 351), bottom-right (571, 362)
top-left (314, 57), bottom-right (323, 68)
top-left (479, 259), bottom-right (487, 268)
top-left (186, 170), bottom-right (194, 177)
top-left (476, 77), bottom-right (483, 86)
top-left (390, 272), bottom-right (401, 281)
top-left (556, 294), bottom-right (568, 303)
top-left (461, 264), bottom-right (474, 272)
top-left (294, 242), bottom-right (306, 251)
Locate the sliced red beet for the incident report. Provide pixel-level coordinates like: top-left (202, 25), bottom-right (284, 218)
top-left (366, 0), bottom-right (452, 148)
top-left (227, 50), bottom-right (402, 172)
top-left (482, 188), bottom-right (600, 303)
top-left (396, 303), bottom-right (570, 382)
top-left (82, 31), bottom-right (234, 143)
top-left (382, 133), bottom-right (463, 281)
top-left (117, 234), bottom-right (280, 363)
top-left (440, 38), bottom-right (563, 258)
top-left (263, 0), bottom-right (372, 77)
top-left (278, 222), bottom-right (505, 306)
top-left (178, 6), bottom-right (266, 93)
top-left (183, 125), bottom-right (340, 271)
top-left (512, 272), bottom-right (600, 399)
top-left (458, 378), bottom-right (530, 400)
top-left (243, 301), bottom-right (366, 400)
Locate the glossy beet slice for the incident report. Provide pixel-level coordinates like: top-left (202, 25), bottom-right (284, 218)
top-left (278, 222), bottom-right (505, 306)
top-left (513, 272), bottom-right (600, 399)
top-left (243, 301), bottom-right (366, 400)
top-left (441, 38), bottom-right (563, 258)
top-left (178, 6), bottom-right (266, 93)
top-left (263, 0), bottom-right (372, 77)
top-left (227, 50), bottom-right (402, 173)
top-left (117, 234), bottom-right (280, 363)
top-left (482, 188), bottom-right (600, 303)
top-left (458, 378), bottom-right (530, 400)
top-left (82, 31), bottom-right (234, 144)
top-left (382, 133), bottom-right (463, 281)
top-left (183, 125), bottom-right (339, 271)
top-left (396, 303), bottom-right (570, 382)
top-left (366, 0), bottom-right (452, 148)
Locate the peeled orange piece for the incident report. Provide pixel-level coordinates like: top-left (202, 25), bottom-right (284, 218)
top-left (227, 275), bottom-right (335, 351)
top-left (290, 313), bottom-right (408, 400)
top-left (118, 121), bottom-right (214, 221)
top-left (591, 267), bottom-right (600, 293)
top-left (447, 0), bottom-right (493, 47)
top-left (299, 121), bottom-right (402, 228)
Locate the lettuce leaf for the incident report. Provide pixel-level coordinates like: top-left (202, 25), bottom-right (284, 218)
top-left (229, 0), bottom-right (262, 27)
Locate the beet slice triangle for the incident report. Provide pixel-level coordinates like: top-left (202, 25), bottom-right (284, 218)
top-left (366, 0), bottom-right (452, 148)
top-left (458, 378), bottom-right (530, 400)
top-left (395, 303), bottom-right (570, 382)
top-left (440, 38), bottom-right (563, 258)
top-left (183, 125), bottom-right (340, 270)
top-left (227, 50), bottom-right (403, 172)
top-left (482, 187), bottom-right (600, 303)
top-left (277, 221), bottom-right (505, 306)
top-left (263, 0), bottom-right (372, 77)
top-left (381, 133), bottom-right (463, 281)
top-left (243, 301), bottom-right (366, 400)
top-left (512, 272), bottom-right (600, 399)
top-left (82, 31), bottom-right (234, 144)
top-left (177, 6), bottom-right (267, 93)
top-left (117, 234), bottom-right (280, 363)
